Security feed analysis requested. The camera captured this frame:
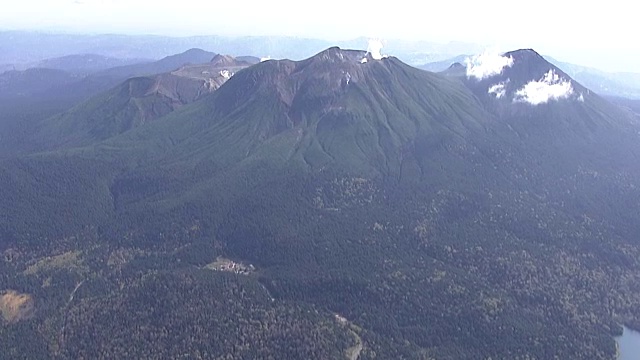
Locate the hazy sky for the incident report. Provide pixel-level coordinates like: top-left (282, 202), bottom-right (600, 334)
top-left (1, 0), bottom-right (638, 72)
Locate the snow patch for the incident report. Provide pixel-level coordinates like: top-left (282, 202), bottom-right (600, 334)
top-left (219, 70), bottom-right (232, 79)
top-left (360, 57), bottom-right (368, 64)
top-left (345, 72), bottom-right (352, 85)
top-left (466, 51), bottom-right (514, 80)
top-left (260, 56), bottom-right (271, 62)
top-left (578, 93), bottom-right (585, 102)
top-left (488, 80), bottom-right (509, 99)
top-left (514, 70), bottom-right (574, 105)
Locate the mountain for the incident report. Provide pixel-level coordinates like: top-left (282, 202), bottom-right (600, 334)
top-left (607, 96), bottom-right (640, 115)
top-left (0, 49), bottom-right (216, 100)
top-left (0, 30), bottom-right (484, 69)
top-left (418, 54), bottom-right (468, 72)
top-left (85, 48), bottom-right (217, 85)
top-left (0, 64), bottom-right (15, 73)
top-left (235, 55), bottom-right (261, 64)
top-left (543, 56), bottom-right (640, 99)
top-left (0, 49), bottom-right (227, 158)
top-left (422, 53), bottom-right (640, 99)
top-left (29, 54), bottom-right (257, 150)
top-left (0, 30), bottom-right (330, 65)
top-left (1, 47), bottom-right (640, 359)
top-left (450, 49), bottom-right (638, 124)
top-left (452, 49), bottom-right (593, 103)
top-left (0, 68), bottom-right (85, 158)
top-left (32, 54), bottom-right (150, 75)
top-left (54, 48), bottom-right (221, 101)
top-left (0, 67), bottom-right (80, 98)
top-left (0, 48), bottom-right (220, 108)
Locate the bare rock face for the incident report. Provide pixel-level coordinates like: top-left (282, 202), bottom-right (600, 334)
top-left (0, 290), bottom-right (35, 324)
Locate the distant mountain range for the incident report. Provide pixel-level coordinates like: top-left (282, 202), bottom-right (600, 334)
top-left (0, 48), bottom-right (219, 99)
top-left (30, 54), bottom-right (258, 150)
top-left (28, 54), bottom-right (150, 75)
top-left (546, 57), bottom-right (640, 99)
top-left (0, 30), bottom-right (482, 69)
top-left (0, 49), bottom-right (255, 157)
top-left (6, 30), bottom-right (640, 99)
top-left (1, 45), bottom-right (640, 359)
top-left (607, 96), bottom-right (640, 116)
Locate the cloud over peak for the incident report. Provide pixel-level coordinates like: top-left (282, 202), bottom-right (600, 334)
top-left (488, 81), bottom-right (508, 99)
top-left (465, 51), bottom-right (514, 80)
top-left (514, 70), bottom-right (574, 105)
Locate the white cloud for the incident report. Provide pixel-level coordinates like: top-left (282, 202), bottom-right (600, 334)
top-left (513, 70), bottom-right (574, 105)
top-left (488, 80), bottom-right (508, 99)
top-left (366, 39), bottom-right (385, 60)
top-left (465, 51), bottom-right (514, 80)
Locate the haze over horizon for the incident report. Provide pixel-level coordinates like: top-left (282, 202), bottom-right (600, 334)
top-left (1, 0), bottom-right (638, 73)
